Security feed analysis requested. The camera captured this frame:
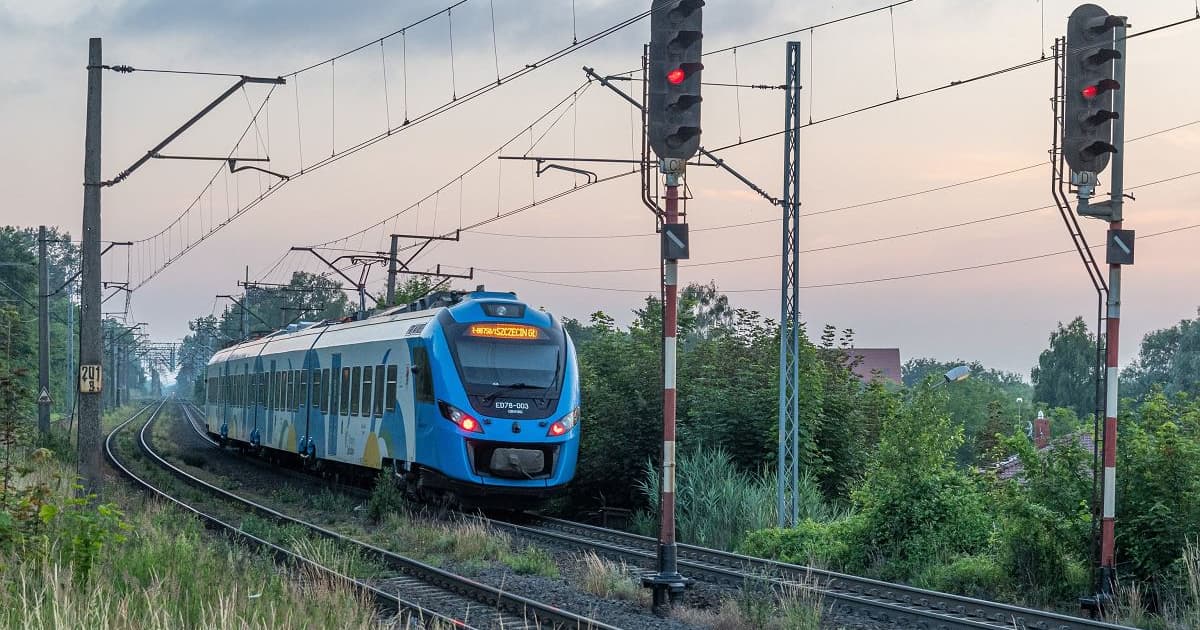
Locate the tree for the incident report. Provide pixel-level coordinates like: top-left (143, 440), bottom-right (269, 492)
top-left (1031, 317), bottom-right (1096, 417)
top-left (851, 384), bottom-right (991, 580)
top-left (376, 276), bottom-right (444, 308)
top-left (224, 271), bottom-right (349, 337)
top-left (1117, 390), bottom-right (1200, 581)
top-left (1123, 308), bottom-right (1200, 400)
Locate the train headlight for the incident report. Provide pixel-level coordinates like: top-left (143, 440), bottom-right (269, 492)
top-left (547, 407), bottom-right (580, 437)
top-left (439, 401), bottom-right (484, 434)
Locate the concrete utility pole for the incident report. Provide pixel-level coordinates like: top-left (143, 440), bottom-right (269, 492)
top-left (386, 234), bottom-right (400, 306)
top-left (78, 37), bottom-right (104, 493)
top-left (37, 226), bottom-right (51, 437)
top-left (65, 288), bottom-right (74, 418)
top-left (241, 265), bottom-right (249, 339)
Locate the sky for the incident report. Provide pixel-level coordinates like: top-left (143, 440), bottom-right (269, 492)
top-left (1, 0), bottom-right (1198, 378)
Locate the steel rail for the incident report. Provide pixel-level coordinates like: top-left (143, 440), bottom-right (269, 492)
top-left (164, 402), bottom-right (616, 630)
top-left (492, 515), bottom-right (1139, 630)
top-left (103, 400), bottom-right (464, 628)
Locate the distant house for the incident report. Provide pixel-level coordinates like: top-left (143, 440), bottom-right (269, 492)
top-left (992, 411), bottom-right (1096, 481)
top-left (842, 348), bottom-right (902, 385)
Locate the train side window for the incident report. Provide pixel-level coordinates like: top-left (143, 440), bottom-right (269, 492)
top-left (339, 367), bottom-right (351, 414)
top-left (288, 370), bottom-right (296, 411)
top-left (270, 372), bottom-right (277, 410)
top-left (372, 365), bottom-right (384, 418)
top-left (311, 370), bottom-right (321, 409)
top-left (300, 370), bottom-right (309, 408)
top-left (350, 367), bottom-right (361, 416)
top-left (385, 365), bottom-right (398, 413)
top-left (413, 346), bottom-right (433, 403)
top-left (320, 368), bottom-right (330, 413)
top-left (361, 366), bottom-right (373, 418)
top-left (288, 371), bottom-right (296, 411)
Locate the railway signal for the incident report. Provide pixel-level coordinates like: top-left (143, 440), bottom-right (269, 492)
top-left (1063, 4), bottom-right (1125, 178)
top-left (648, 0), bottom-right (704, 160)
top-left (1058, 4), bottom-right (1131, 612)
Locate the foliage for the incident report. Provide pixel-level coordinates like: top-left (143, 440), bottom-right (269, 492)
top-left (986, 430), bottom-right (1092, 603)
top-left (564, 308), bottom-right (663, 509)
top-left (850, 385), bottom-right (991, 580)
top-left (678, 308), bottom-right (793, 473)
top-left (566, 283), bottom-right (892, 513)
top-left (1117, 390), bottom-right (1200, 582)
top-left (366, 471), bottom-right (407, 524)
top-left (503, 546), bottom-right (559, 577)
top-left (1123, 307), bottom-right (1200, 401)
top-left (738, 515), bottom-right (868, 571)
top-left (904, 358), bottom-right (1033, 466)
top-left (633, 446), bottom-right (824, 551)
top-left (1031, 317), bottom-right (1097, 417)
top-left (377, 275), bottom-right (443, 308)
top-left (1, 487), bottom-right (386, 629)
top-left (0, 227), bottom-right (79, 417)
top-left (913, 554), bottom-right (1006, 599)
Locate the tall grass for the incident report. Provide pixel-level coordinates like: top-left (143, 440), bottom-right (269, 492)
top-left (1112, 541), bottom-right (1200, 630)
top-left (634, 446), bottom-right (841, 551)
top-left (0, 452), bottom-right (399, 630)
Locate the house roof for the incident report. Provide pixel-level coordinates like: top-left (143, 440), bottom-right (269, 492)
top-left (843, 348), bottom-right (902, 385)
top-left (991, 431), bottom-right (1097, 480)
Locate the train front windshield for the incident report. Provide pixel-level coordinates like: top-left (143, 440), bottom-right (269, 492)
top-left (454, 338), bottom-right (559, 389)
top-left (446, 320), bottom-right (565, 396)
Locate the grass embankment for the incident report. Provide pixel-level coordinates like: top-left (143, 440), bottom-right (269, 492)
top-left (0, 405), bottom-right (400, 629)
top-left (155, 407), bottom-right (560, 580)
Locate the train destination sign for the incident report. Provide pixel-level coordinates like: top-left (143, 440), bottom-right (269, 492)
top-left (468, 323), bottom-right (541, 340)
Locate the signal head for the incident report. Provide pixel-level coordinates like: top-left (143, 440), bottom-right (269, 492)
top-left (1062, 3), bottom-right (1125, 176)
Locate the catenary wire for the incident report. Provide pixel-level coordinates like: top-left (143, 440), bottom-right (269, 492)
top-left (476, 221), bottom-right (1200, 294)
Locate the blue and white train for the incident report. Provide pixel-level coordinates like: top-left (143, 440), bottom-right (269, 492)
top-left (203, 290), bottom-right (581, 503)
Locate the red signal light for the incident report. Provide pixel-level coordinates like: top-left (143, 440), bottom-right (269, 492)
top-left (666, 68), bottom-right (686, 85)
top-left (1081, 84), bottom-right (1099, 99)
top-left (461, 416), bottom-right (479, 432)
top-left (548, 421), bottom-right (566, 436)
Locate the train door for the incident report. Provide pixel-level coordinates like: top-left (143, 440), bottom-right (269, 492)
top-left (299, 363), bottom-right (311, 456)
top-left (220, 363), bottom-right (229, 438)
top-left (328, 352), bottom-right (341, 458)
top-left (345, 364), bottom-right (362, 459)
top-left (394, 343), bottom-right (417, 465)
top-left (267, 360), bottom-right (276, 447)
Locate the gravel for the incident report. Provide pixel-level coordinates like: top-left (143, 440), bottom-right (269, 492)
top-left (159, 406), bottom-right (716, 629)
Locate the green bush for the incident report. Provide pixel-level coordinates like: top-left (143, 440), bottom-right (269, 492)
top-left (366, 471), bottom-right (405, 523)
top-left (914, 554), bottom-right (1005, 599)
top-left (738, 515), bottom-right (866, 571)
top-left (634, 446), bottom-right (839, 551)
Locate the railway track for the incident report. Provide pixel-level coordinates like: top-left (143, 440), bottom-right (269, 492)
top-left (111, 400), bottom-right (616, 630)
top-left (487, 515), bottom-right (1138, 630)
top-left (173, 400), bottom-right (1135, 630)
